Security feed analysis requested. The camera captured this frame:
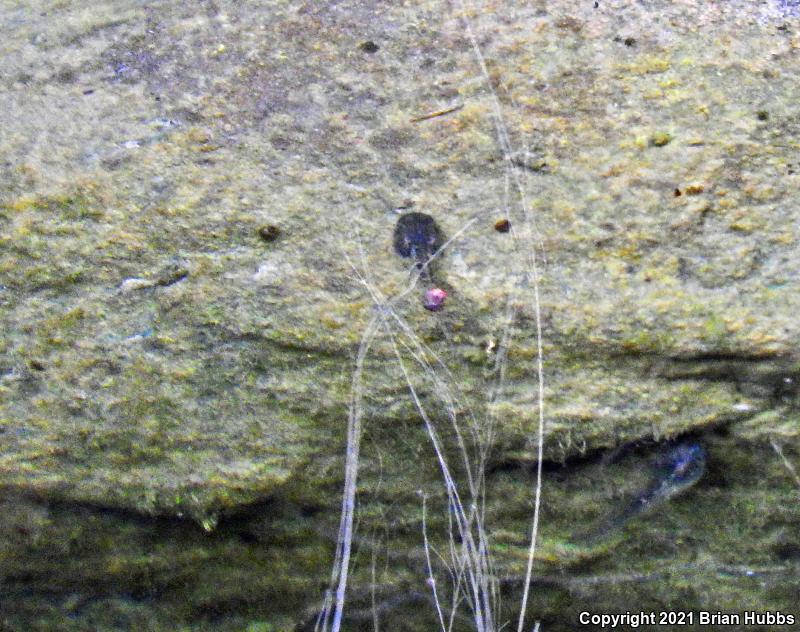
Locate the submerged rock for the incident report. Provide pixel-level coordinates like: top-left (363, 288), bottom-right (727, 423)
top-left (1, 0), bottom-right (800, 628)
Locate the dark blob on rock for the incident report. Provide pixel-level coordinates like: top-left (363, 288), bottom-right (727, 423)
top-left (393, 212), bottom-right (443, 270)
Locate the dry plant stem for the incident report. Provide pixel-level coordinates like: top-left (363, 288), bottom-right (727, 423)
top-left (395, 335), bottom-right (479, 495)
top-left (395, 354), bottom-right (496, 625)
top-left (770, 438), bottom-right (800, 489)
top-left (325, 0), bottom-right (550, 621)
top-left (371, 545), bottom-right (380, 632)
top-left (455, 3), bottom-right (547, 630)
top-left (394, 365), bottom-right (494, 630)
top-left (321, 310), bottom-right (385, 632)
top-left (318, 244), bottom-right (415, 631)
top-left (386, 322), bottom-right (496, 630)
top-left (324, 214), bottom-right (482, 630)
top-left (422, 494), bottom-right (448, 632)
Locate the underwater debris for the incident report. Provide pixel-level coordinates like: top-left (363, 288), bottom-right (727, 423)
top-left (410, 103), bottom-right (464, 123)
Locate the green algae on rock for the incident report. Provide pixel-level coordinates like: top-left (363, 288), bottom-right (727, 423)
top-left (1, 0), bottom-right (800, 629)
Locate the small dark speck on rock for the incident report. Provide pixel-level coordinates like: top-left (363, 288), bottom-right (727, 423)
top-left (756, 110), bottom-right (769, 121)
top-left (359, 41), bottom-right (379, 53)
top-left (674, 188), bottom-right (682, 197)
top-left (83, 89), bottom-right (94, 95)
top-left (623, 37), bottom-right (636, 47)
top-left (258, 224), bottom-right (281, 242)
top-left (494, 218), bottom-right (511, 233)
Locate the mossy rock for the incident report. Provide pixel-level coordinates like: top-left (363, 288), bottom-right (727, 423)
top-left (1, 0), bottom-right (799, 629)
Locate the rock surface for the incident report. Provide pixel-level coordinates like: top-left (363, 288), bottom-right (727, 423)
top-left (1, 0), bottom-right (799, 629)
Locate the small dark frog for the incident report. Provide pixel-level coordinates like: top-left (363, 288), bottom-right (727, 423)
top-left (393, 212), bottom-right (443, 273)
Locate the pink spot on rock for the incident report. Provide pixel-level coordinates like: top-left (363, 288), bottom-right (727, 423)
top-left (424, 287), bottom-right (447, 312)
